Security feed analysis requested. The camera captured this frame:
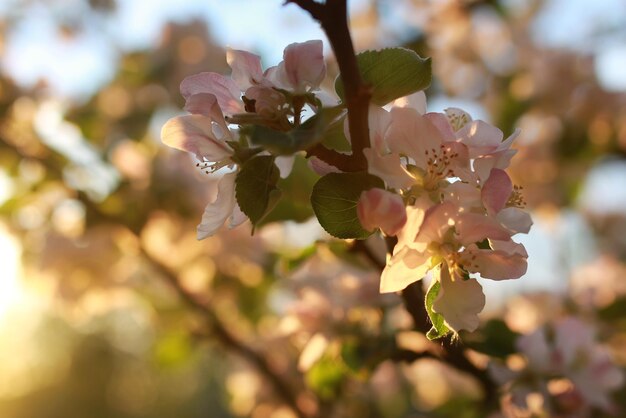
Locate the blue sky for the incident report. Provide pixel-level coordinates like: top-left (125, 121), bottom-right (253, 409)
top-left (1, 0), bottom-right (625, 99)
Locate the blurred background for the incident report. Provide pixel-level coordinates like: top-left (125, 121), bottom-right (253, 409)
top-left (1, 0), bottom-right (625, 417)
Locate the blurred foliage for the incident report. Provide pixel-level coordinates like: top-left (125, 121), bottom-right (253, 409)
top-left (0, 0), bottom-right (625, 417)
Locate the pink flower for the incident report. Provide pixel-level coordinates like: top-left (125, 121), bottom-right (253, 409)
top-left (180, 40), bottom-right (326, 120)
top-left (513, 318), bottom-right (624, 414)
top-left (380, 198), bottom-right (527, 332)
top-left (161, 93), bottom-right (246, 239)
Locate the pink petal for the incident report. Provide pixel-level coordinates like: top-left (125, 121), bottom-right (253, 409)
top-left (395, 202), bottom-right (427, 253)
top-left (443, 181), bottom-right (482, 211)
top-left (387, 107), bottom-right (446, 167)
top-left (424, 112), bottom-right (456, 141)
top-left (226, 48), bottom-right (264, 90)
top-left (180, 72), bottom-right (244, 115)
top-left (456, 120), bottom-right (504, 158)
top-left (432, 266), bottom-right (485, 332)
top-left (307, 156), bottom-right (342, 176)
top-left (465, 242), bottom-right (528, 280)
top-left (357, 188), bottom-right (406, 236)
top-left (363, 148), bottom-right (413, 190)
top-left (516, 328), bottom-right (554, 373)
top-left (379, 247), bottom-right (430, 293)
top-left (455, 213), bottom-right (511, 244)
top-left (282, 40), bottom-right (326, 93)
top-left (228, 202), bottom-right (248, 229)
top-left (414, 201), bottom-right (458, 245)
top-left (183, 93), bottom-right (230, 136)
top-left (481, 168), bottom-right (513, 215)
top-left (197, 172), bottom-right (237, 239)
top-left (497, 207), bottom-right (533, 234)
top-left (161, 115), bottom-right (232, 161)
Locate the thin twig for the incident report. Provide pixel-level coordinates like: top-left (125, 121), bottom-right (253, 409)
top-left (287, 0), bottom-right (371, 171)
top-left (0, 139), bottom-right (312, 418)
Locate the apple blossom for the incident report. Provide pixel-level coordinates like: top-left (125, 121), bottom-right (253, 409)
top-left (180, 40), bottom-right (326, 126)
top-left (492, 318), bottom-right (624, 416)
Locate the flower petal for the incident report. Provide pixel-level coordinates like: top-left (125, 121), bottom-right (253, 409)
top-left (432, 266), bottom-right (485, 332)
top-left (180, 72), bottom-right (244, 115)
top-left (465, 241), bottom-right (528, 280)
top-left (363, 148), bottom-right (414, 190)
top-left (197, 172), bottom-right (238, 239)
top-left (226, 48), bottom-right (264, 90)
top-left (391, 91), bottom-right (427, 114)
top-left (269, 40), bottom-right (326, 93)
top-left (455, 212), bottom-right (512, 244)
top-left (380, 247), bottom-right (430, 293)
top-left (387, 107), bottom-right (446, 167)
top-left (424, 112), bottom-right (456, 141)
top-left (414, 201), bottom-right (458, 246)
top-left (457, 120), bottom-right (504, 158)
top-left (183, 93), bottom-right (230, 137)
top-left (497, 207), bottom-right (533, 234)
top-left (161, 115), bottom-right (232, 161)
top-left (482, 168), bottom-right (513, 215)
top-left (516, 328), bottom-right (554, 373)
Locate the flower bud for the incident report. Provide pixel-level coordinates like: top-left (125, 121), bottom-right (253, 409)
top-left (357, 188), bottom-right (406, 236)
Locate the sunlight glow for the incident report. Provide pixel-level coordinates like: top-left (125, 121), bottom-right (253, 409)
top-left (0, 223), bottom-right (24, 320)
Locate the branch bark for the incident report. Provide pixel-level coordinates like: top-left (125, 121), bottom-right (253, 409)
top-left (0, 139), bottom-right (313, 418)
top-left (287, 0), bottom-right (371, 171)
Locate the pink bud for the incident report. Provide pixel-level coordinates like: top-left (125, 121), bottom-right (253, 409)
top-left (357, 188), bottom-right (406, 236)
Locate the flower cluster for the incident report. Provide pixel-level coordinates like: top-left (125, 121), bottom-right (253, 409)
top-left (161, 39), bottom-right (531, 337)
top-left (161, 40), bottom-right (326, 239)
top-left (356, 96), bottom-right (532, 333)
top-left (490, 317), bottom-right (623, 417)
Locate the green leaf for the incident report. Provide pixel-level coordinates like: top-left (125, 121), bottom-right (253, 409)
top-left (425, 275), bottom-right (452, 340)
top-left (260, 154), bottom-right (319, 225)
top-left (462, 319), bottom-right (520, 359)
top-left (235, 155), bottom-right (281, 230)
top-left (320, 115), bottom-right (351, 152)
top-left (311, 172), bottom-right (384, 239)
top-left (250, 107), bottom-right (344, 155)
top-left (305, 355), bottom-right (346, 400)
top-left (335, 47), bottom-right (432, 106)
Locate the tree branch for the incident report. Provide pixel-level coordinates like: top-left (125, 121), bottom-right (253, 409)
top-left (0, 139), bottom-right (313, 418)
top-left (141, 248), bottom-right (313, 418)
top-left (287, 0), bottom-right (371, 171)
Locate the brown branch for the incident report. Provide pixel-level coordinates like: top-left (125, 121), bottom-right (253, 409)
top-left (357, 235), bottom-right (499, 405)
top-left (140, 249), bottom-right (313, 418)
top-left (0, 139), bottom-right (312, 418)
top-left (306, 143), bottom-right (354, 172)
top-left (287, 0), bottom-right (371, 171)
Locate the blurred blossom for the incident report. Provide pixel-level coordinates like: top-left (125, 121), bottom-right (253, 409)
top-left (570, 256), bottom-right (626, 309)
top-left (403, 359), bottom-right (482, 410)
top-left (491, 317), bottom-right (624, 416)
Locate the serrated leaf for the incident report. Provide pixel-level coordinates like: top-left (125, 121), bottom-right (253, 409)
top-left (250, 107), bottom-right (344, 155)
top-left (425, 275), bottom-right (452, 340)
top-left (311, 172), bottom-right (384, 239)
top-left (335, 47), bottom-right (432, 106)
top-left (235, 156), bottom-right (280, 229)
